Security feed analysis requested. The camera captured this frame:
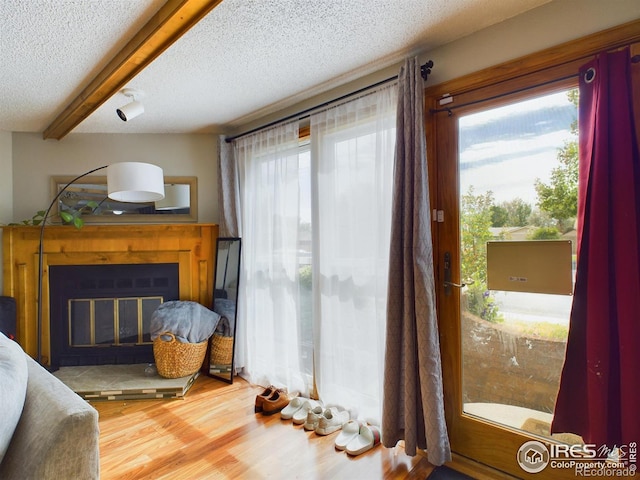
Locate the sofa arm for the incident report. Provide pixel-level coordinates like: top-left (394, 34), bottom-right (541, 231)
top-left (0, 356), bottom-right (100, 480)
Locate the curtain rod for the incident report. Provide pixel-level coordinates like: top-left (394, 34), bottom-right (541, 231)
top-left (429, 73), bottom-right (580, 116)
top-left (431, 52), bottom-right (640, 116)
top-left (225, 60), bottom-right (434, 143)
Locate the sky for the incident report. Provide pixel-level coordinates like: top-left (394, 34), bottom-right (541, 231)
top-left (459, 90), bottom-right (577, 205)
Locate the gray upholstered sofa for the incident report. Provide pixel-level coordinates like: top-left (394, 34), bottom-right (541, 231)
top-left (0, 332), bottom-right (100, 479)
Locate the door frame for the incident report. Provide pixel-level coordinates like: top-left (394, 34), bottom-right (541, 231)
top-left (425, 20), bottom-right (640, 478)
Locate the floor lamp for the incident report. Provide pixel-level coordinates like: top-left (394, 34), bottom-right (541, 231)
top-left (36, 162), bottom-right (165, 366)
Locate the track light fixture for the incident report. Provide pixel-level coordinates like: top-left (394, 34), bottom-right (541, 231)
top-left (117, 88), bottom-right (144, 121)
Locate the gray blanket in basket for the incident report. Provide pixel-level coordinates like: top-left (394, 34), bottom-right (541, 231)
top-left (150, 300), bottom-right (220, 343)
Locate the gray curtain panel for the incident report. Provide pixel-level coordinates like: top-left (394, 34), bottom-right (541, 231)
top-left (217, 135), bottom-right (240, 238)
top-left (381, 57), bottom-right (451, 466)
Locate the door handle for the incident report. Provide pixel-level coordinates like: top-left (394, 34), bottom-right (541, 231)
top-left (443, 252), bottom-right (474, 296)
top-left (444, 280), bottom-right (471, 288)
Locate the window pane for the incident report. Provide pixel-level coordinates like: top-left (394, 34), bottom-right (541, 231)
top-left (459, 90), bottom-right (582, 444)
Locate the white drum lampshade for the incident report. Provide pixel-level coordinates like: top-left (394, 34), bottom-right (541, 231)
top-left (155, 184), bottom-right (190, 210)
top-left (107, 162), bottom-right (165, 203)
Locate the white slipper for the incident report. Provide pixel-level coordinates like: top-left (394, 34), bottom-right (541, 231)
top-left (334, 420), bottom-right (362, 450)
top-left (280, 397), bottom-right (304, 420)
top-left (292, 399), bottom-right (321, 424)
top-left (345, 424), bottom-right (381, 456)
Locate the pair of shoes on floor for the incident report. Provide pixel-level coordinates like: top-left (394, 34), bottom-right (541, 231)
top-left (335, 421), bottom-right (381, 456)
top-left (303, 405), bottom-right (326, 431)
top-left (316, 406), bottom-right (350, 435)
top-left (280, 397), bottom-right (323, 424)
top-left (254, 385), bottom-right (276, 413)
top-left (254, 385), bottom-right (291, 415)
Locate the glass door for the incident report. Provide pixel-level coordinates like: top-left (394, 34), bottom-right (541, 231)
top-left (459, 90), bottom-right (578, 440)
top-left (434, 84), bottom-right (588, 478)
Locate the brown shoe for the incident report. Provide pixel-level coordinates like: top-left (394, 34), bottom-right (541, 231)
top-left (262, 390), bottom-right (291, 415)
top-left (254, 385), bottom-right (276, 413)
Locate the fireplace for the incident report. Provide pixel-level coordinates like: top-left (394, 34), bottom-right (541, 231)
top-left (1, 224), bottom-right (218, 366)
top-left (49, 263), bottom-right (179, 370)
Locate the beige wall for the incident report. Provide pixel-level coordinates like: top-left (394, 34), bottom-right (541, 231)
top-left (10, 132), bottom-right (218, 225)
top-left (0, 131), bottom-right (12, 287)
top-left (0, 132), bottom-right (12, 224)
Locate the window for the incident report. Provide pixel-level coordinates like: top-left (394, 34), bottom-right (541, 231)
top-left (237, 83), bottom-right (397, 421)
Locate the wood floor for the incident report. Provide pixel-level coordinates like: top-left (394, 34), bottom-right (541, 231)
top-left (94, 374), bottom-right (437, 480)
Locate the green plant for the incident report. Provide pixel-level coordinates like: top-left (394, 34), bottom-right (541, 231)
top-left (9, 210), bottom-right (48, 226)
top-left (59, 200), bottom-right (100, 228)
top-left (534, 88), bottom-right (579, 233)
top-left (8, 200), bottom-right (100, 229)
top-left (527, 226), bottom-right (561, 240)
top-left (460, 187), bottom-right (503, 323)
top-left (491, 198), bottom-right (532, 227)
top-left (464, 282), bottom-right (503, 324)
top-left (460, 186), bottom-right (494, 286)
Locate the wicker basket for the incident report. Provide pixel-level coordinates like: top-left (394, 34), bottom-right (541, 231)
top-left (210, 334), bottom-right (234, 365)
top-left (153, 332), bottom-right (208, 379)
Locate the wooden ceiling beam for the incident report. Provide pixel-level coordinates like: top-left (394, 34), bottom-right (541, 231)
top-left (43, 0), bottom-right (223, 140)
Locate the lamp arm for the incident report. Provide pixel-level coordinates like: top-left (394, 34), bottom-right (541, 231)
top-left (36, 165), bottom-right (108, 366)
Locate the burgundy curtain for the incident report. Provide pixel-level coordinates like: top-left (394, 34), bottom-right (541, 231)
top-left (552, 47), bottom-right (640, 447)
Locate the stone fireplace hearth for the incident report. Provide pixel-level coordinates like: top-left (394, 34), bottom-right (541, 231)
top-left (53, 364), bottom-right (199, 401)
top-left (2, 224), bottom-right (218, 367)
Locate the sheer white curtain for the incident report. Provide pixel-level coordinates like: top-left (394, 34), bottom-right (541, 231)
top-left (234, 121), bottom-right (308, 394)
top-left (310, 83), bottom-right (398, 423)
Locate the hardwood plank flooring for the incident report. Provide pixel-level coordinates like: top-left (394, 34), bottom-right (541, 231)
top-left (95, 375), bottom-right (436, 479)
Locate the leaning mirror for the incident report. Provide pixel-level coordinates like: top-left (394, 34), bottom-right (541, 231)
top-left (50, 175), bottom-right (198, 223)
top-left (207, 237), bottom-right (241, 383)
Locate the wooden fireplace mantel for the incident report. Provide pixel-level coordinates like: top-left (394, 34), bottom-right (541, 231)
top-left (2, 223), bottom-right (219, 364)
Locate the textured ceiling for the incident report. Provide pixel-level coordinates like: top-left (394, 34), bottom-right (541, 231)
top-left (0, 0), bottom-right (551, 136)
